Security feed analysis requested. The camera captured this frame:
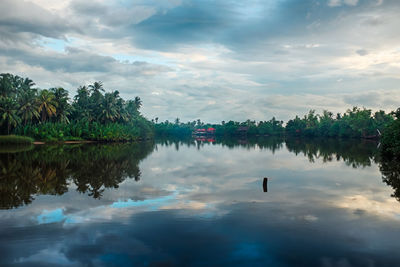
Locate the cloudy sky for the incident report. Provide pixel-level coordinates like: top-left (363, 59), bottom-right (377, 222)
top-left (1, 0), bottom-right (399, 122)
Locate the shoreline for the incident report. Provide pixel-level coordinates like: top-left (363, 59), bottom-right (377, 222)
top-left (33, 140), bottom-right (96, 145)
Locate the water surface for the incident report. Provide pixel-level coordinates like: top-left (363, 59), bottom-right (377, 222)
top-left (1, 138), bottom-right (399, 266)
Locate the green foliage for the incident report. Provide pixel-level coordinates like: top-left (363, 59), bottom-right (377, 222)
top-left (0, 73), bottom-right (153, 141)
top-left (0, 142), bottom-right (155, 208)
top-left (14, 120), bottom-right (153, 142)
top-left (380, 109), bottom-right (400, 159)
top-left (155, 118), bottom-right (285, 138)
top-left (0, 135), bottom-right (34, 145)
top-left (155, 120), bottom-right (194, 137)
top-left (286, 107), bottom-right (393, 138)
top-left (0, 97), bottom-right (21, 134)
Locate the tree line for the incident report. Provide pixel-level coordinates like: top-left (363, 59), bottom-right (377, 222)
top-left (154, 108), bottom-right (397, 139)
top-left (154, 108), bottom-right (400, 159)
top-left (0, 73), bottom-right (153, 141)
top-left (0, 72), bottom-right (399, 158)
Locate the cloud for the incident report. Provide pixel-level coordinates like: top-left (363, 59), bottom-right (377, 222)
top-left (0, 0), bottom-right (78, 39)
top-left (356, 49), bottom-right (368, 56)
top-left (328, 0), bottom-right (342, 7)
top-left (0, 42), bottom-right (171, 76)
top-left (327, 0), bottom-right (359, 7)
top-left (1, 0), bottom-right (400, 122)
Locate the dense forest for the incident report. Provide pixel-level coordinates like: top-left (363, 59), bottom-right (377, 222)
top-left (156, 108), bottom-right (395, 139)
top-left (0, 73), bottom-right (153, 141)
top-left (155, 108), bottom-right (400, 158)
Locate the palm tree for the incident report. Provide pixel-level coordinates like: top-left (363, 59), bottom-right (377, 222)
top-left (37, 90), bottom-right (57, 122)
top-left (134, 96), bottom-right (142, 111)
top-left (50, 87), bottom-right (71, 123)
top-left (89, 81), bottom-right (104, 95)
top-left (89, 82), bottom-right (105, 120)
top-left (99, 92), bottom-right (120, 123)
top-left (0, 97), bottom-right (21, 134)
top-left (0, 73), bottom-right (16, 98)
top-left (74, 85), bottom-right (90, 105)
top-left (18, 88), bottom-right (40, 125)
top-left (21, 77), bottom-right (35, 90)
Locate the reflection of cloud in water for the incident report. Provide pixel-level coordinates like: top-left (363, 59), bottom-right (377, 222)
top-left (37, 208), bottom-right (66, 224)
top-left (111, 193), bottom-right (177, 209)
top-left (2, 138), bottom-right (400, 265)
top-left (337, 195), bottom-right (400, 220)
top-left (35, 189), bottom-right (217, 226)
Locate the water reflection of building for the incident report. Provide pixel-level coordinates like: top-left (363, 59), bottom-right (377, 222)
top-left (195, 137), bottom-right (216, 143)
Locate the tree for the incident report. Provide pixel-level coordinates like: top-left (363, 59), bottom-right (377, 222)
top-left (50, 87), bottom-right (71, 123)
top-left (0, 73), bottom-right (17, 98)
top-left (99, 92), bottom-right (120, 123)
top-left (37, 90), bottom-right (57, 122)
top-left (89, 81), bottom-right (104, 95)
top-left (134, 96), bottom-right (142, 111)
top-left (0, 97), bottom-right (21, 134)
top-left (18, 88), bottom-right (40, 125)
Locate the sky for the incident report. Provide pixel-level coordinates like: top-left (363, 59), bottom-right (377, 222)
top-left (0, 0), bottom-right (399, 122)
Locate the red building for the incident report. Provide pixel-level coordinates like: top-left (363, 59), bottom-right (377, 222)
top-left (193, 128), bottom-right (216, 136)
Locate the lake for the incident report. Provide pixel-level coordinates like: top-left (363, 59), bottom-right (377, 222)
top-left (1, 138), bottom-right (400, 266)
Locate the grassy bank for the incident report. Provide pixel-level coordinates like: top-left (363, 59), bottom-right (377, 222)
top-left (0, 135), bottom-right (34, 145)
top-left (14, 120), bottom-right (153, 142)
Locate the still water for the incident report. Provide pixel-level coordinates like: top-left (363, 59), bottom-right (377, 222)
top-left (1, 138), bottom-right (400, 266)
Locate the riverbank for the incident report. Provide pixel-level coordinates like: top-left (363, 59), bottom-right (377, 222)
top-left (0, 135), bottom-right (34, 145)
top-left (0, 135), bottom-right (153, 146)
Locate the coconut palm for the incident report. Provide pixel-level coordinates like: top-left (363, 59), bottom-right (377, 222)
top-left (0, 97), bottom-right (21, 134)
top-left (134, 96), bottom-right (142, 111)
top-left (89, 82), bottom-right (105, 119)
top-left (125, 100), bottom-right (138, 119)
top-left (50, 87), bottom-right (71, 123)
top-left (21, 77), bottom-right (35, 90)
top-left (37, 90), bottom-right (57, 122)
top-left (18, 88), bottom-right (40, 125)
top-left (89, 81), bottom-right (104, 94)
top-left (0, 73), bottom-right (16, 98)
top-left (99, 92), bottom-right (120, 123)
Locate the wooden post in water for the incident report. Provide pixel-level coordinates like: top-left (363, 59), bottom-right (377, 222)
top-left (263, 177), bottom-right (268, 192)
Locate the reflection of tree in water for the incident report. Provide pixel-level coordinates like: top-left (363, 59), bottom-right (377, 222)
top-left (285, 138), bottom-right (379, 168)
top-left (380, 157), bottom-right (400, 201)
top-left (157, 136), bottom-right (378, 167)
top-left (156, 136), bottom-right (285, 153)
top-left (157, 136), bottom-right (400, 203)
top-left (2, 137), bottom-right (400, 208)
top-left (0, 142), bottom-right (154, 209)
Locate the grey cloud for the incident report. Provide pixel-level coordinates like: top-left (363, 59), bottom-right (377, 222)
top-left (1, 0), bottom-right (400, 122)
top-left (0, 0), bottom-right (79, 39)
top-left (356, 49), bottom-right (368, 56)
top-left (0, 45), bottom-right (171, 75)
top-left (343, 90), bottom-right (400, 109)
top-left (70, 0), bottom-right (158, 28)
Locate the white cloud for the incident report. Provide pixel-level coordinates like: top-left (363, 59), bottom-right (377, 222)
top-left (328, 0), bottom-right (342, 7)
top-left (328, 0), bottom-right (359, 7)
top-left (344, 0), bottom-right (359, 6)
